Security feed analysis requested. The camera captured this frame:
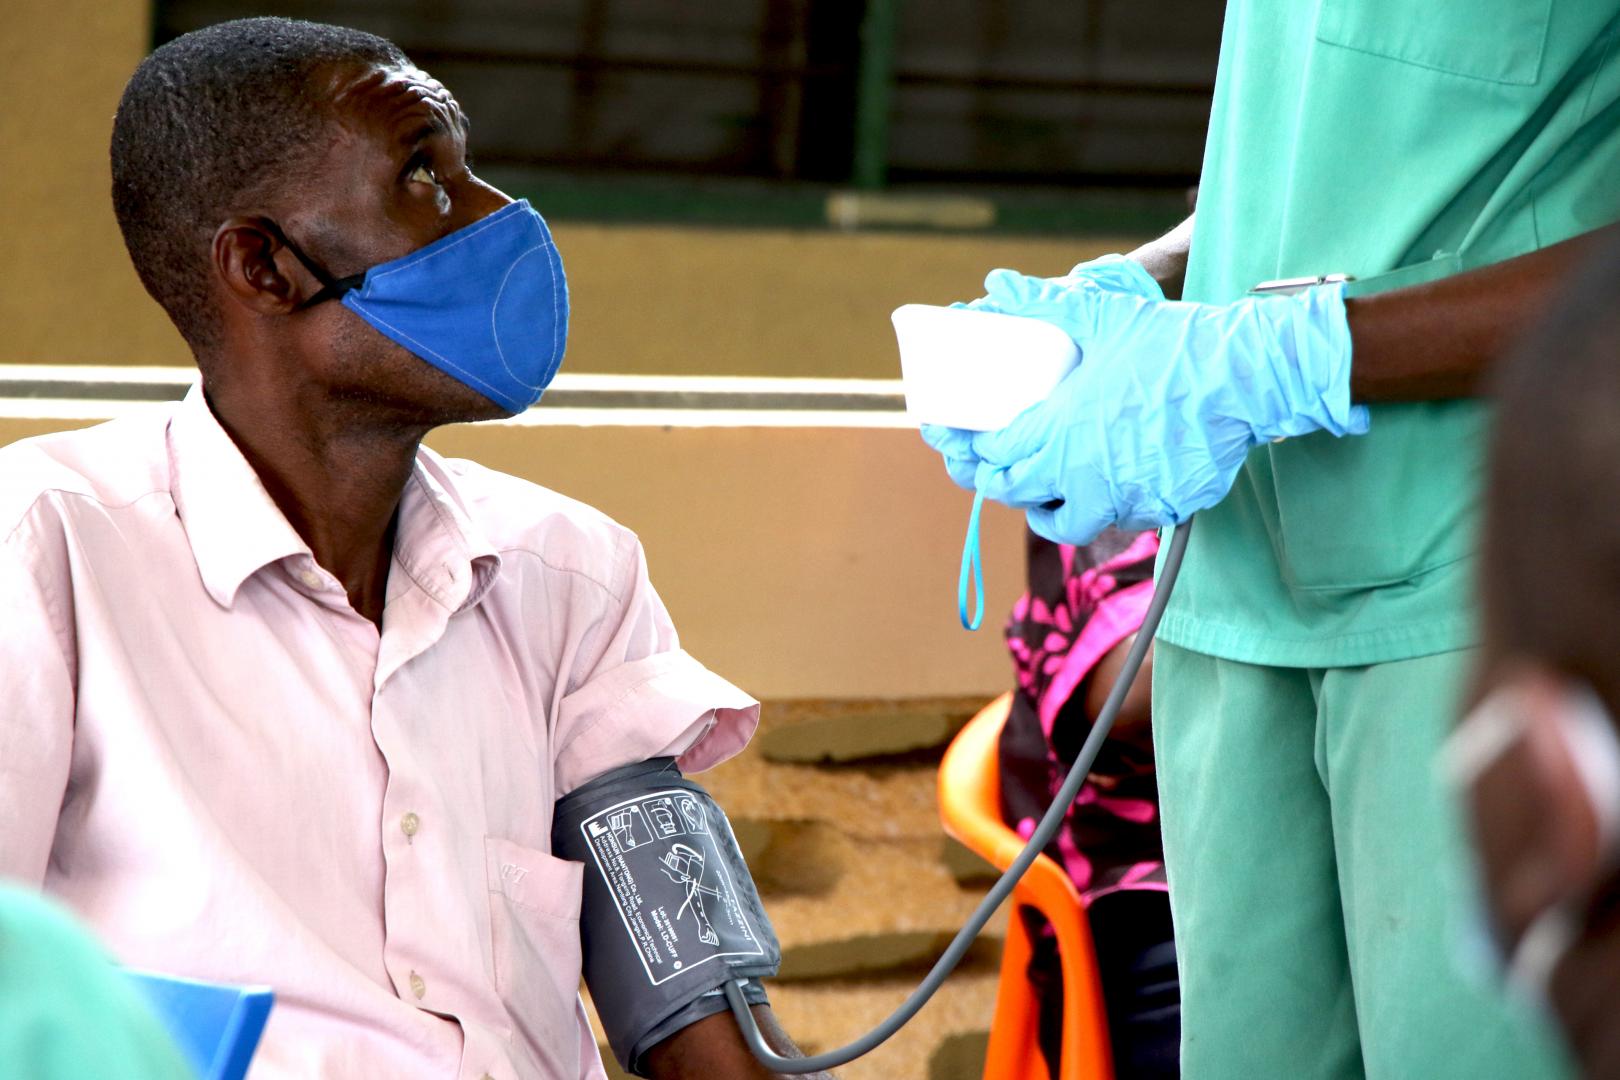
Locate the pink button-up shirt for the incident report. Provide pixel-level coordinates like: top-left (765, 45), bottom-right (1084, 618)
top-left (0, 387), bottom-right (759, 1079)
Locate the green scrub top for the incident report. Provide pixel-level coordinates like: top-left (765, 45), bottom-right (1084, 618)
top-left (0, 887), bottom-right (190, 1078)
top-left (1159, 0), bottom-right (1620, 668)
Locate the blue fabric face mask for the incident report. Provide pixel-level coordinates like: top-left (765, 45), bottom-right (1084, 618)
top-left (275, 199), bottom-right (568, 413)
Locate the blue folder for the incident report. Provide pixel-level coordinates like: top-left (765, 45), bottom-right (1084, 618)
top-left (125, 971), bottom-right (273, 1080)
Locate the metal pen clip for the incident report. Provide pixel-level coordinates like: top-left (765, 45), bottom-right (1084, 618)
top-left (1248, 273), bottom-right (1355, 296)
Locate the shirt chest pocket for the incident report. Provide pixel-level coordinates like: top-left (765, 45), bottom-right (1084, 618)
top-left (485, 836), bottom-right (585, 1045)
top-left (1316, 0), bottom-right (1552, 85)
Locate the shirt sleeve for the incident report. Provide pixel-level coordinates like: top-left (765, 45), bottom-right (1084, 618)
top-left (0, 528), bottom-right (75, 883)
top-left (550, 532), bottom-right (758, 798)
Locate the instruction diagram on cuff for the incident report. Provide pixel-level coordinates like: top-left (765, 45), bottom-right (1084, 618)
top-left (580, 789), bottom-right (765, 985)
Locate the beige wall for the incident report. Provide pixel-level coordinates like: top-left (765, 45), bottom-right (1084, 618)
top-left (555, 224), bottom-right (1124, 378)
top-left (0, 0), bottom-right (187, 365)
top-left (0, 0), bottom-right (1125, 378)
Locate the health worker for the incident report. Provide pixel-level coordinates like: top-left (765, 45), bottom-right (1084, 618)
top-left (925, 5), bottom-right (1620, 1078)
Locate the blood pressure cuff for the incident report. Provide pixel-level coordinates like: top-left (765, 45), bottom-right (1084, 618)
top-left (552, 758), bottom-right (780, 1075)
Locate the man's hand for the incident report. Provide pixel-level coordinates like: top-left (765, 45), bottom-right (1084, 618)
top-left (642, 1005), bottom-right (833, 1080)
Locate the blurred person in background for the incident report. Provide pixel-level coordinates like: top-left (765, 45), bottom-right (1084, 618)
top-left (926, 3), bottom-right (1620, 1077)
top-left (0, 17), bottom-right (816, 1080)
top-left (1451, 237), bottom-right (1620, 1080)
top-left (999, 528), bottom-right (1177, 1078)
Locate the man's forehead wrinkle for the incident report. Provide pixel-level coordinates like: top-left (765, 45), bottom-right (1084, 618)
top-left (324, 62), bottom-right (466, 138)
top-left (327, 63), bottom-right (395, 108)
top-left (383, 89), bottom-right (466, 144)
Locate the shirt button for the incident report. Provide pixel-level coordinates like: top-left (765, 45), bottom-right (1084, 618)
top-left (298, 568), bottom-right (322, 589)
top-left (400, 812), bottom-right (420, 840)
top-left (409, 971), bottom-right (426, 999)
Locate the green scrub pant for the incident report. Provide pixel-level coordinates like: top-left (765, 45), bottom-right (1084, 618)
top-left (1152, 642), bottom-right (1570, 1079)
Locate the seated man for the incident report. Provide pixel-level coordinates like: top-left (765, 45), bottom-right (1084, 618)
top-left (1452, 236), bottom-right (1620, 1079)
top-left (998, 528), bottom-right (1177, 1078)
top-left (0, 17), bottom-right (809, 1080)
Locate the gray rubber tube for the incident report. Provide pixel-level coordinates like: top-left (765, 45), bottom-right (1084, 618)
top-left (725, 518), bottom-right (1192, 1072)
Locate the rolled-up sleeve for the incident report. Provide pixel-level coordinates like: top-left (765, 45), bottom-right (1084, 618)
top-left (551, 535), bottom-right (758, 798)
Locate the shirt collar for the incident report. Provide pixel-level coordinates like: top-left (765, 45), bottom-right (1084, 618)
top-left (169, 384), bottom-right (502, 613)
top-left (169, 385), bottom-right (311, 608)
top-left (391, 449), bottom-right (503, 614)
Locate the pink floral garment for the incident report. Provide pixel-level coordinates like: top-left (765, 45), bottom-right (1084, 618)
top-left (998, 528), bottom-right (1167, 901)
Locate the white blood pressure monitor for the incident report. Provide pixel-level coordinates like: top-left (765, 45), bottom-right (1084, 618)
top-left (890, 303), bottom-right (1081, 431)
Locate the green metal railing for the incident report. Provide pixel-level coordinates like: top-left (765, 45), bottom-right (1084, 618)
top-left (851, 0), bottom-right (899, 190)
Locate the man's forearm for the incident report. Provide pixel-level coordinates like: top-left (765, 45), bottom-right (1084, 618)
top-left (644, 1004), bottom-right (832, 1080)
top-left (1347, 223), bottom-right (1620, 402)
top-left (1127, 214), bottom-right (1195, 301)
top-left (1126, 217), bottom-right (1617, 401)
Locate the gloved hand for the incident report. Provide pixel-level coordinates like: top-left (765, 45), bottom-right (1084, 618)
top-left (925, 269), bottom-right (1368, 545)
top-left (921, 254), bottom-right (1165, 489)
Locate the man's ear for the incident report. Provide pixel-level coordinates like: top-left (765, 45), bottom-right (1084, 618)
top-left (212, 216), bottom-right (310, 315)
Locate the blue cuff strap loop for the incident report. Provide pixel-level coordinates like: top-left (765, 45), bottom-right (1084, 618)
top-left (957, 491), bottom-right (986, 631)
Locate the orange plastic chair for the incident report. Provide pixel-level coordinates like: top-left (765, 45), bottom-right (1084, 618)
top-left (939, 691), bottom-right (1114, 1080)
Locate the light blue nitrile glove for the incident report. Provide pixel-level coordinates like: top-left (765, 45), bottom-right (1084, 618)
top-left (925, 268), bottom-right (1368, 546)
top-left (922, 254), bottom-right (1166, 489)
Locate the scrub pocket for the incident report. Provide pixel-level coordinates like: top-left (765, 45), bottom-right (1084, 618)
top-left (1267, 401), bottom-right (1486, 592)
top-left (1316, 0), bottom-right (1551, 85)
top-left (485, 836), bottom-right (585, 1036)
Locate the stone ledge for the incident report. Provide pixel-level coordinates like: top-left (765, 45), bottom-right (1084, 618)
top-left (931, 1030), bottom-right (993, 1080)
top-left (768, 969), bottom-right (999, 1080)
top-left (942, 837), bottom-right (1002, 886)
top-left (760, 835), bottom-right (1007, 954)
top-left (778, 930), bottom-right (1002, 981)
top-left (704, 755), bottom-right (956, 843)
top-left (753, 698), bottom-right (984, 764)
top-left (730, 818), bottom-right (850, 897)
